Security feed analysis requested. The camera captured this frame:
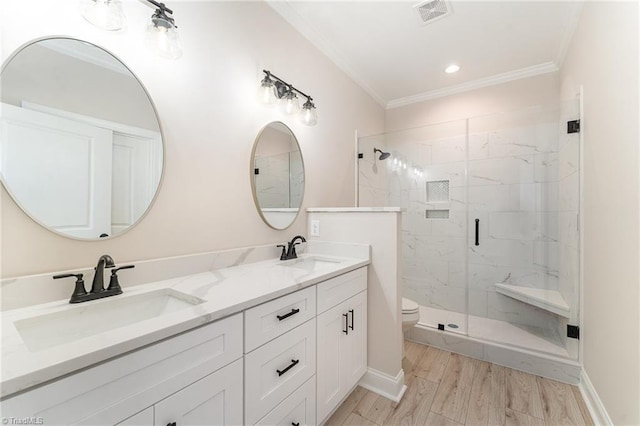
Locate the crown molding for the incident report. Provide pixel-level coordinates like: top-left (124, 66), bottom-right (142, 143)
top-left (39, 39), bottom-right (132, 77)
top-left (385, 62), bottom-right (559, 110)
top-left (265, 0), bottom-right (387, 108)
top-left (554, 1), bottom-right (584, 68)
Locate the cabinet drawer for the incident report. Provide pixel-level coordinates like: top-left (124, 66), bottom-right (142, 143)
top-left (116, 407), bottom-right (153, 425)
top-left (245, 286), bottom-right (316, 352)
top-left (255, 376), bottom-right (316, 426)
top-left (317, 267), bottom-right (367, 313)
top-left (245, 319), bottom-right (316, 425)
top-left (1, 313), bottom-right (243, 426)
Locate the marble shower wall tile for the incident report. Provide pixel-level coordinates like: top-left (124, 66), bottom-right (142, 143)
top-left (488, 211), bottom-right (538, 240)
top-left (358, 136), bottom-right (389, 207)
top-left (468, 155), bottom-right (535, 186)
top-left (534, 152), bottom-right (560, 183)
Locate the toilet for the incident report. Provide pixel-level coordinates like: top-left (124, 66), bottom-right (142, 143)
top-left (402, 297), bottom-right (420, 333)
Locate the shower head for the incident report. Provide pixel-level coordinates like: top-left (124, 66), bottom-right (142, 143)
top-left (374, 148), bottom-right (391, 160)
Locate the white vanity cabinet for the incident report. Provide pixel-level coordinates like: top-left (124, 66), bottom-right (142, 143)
top-left (2, 265), bottom-right (369, 426)
top-left (316, 269), bottom-right (368, 424)
top-left (1, 313), bottom-right (244, 426)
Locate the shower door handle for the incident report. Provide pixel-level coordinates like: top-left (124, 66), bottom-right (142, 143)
top-left (475, 218), bottom-right (480, 246)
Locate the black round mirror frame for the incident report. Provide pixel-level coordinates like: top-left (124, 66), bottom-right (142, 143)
top-left (250, 121), bottom-right (305, 231)
top-left (0, 36), bottom-right (166, 241)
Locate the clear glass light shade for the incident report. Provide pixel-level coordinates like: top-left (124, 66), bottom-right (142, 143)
top-left (146, 20), bottom-right (183, 60)
top-left (80, 0), bottom-right (125, 31)
top-left (280, 92), bottom-right (300, 115)
top-left (257, 79), bottom-right (278, 106)
top-left (299, 102), bottom-right (318, 126)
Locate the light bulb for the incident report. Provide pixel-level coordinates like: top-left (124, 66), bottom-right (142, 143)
top-left (80, 0), bottom-right (125, 31)
top-left (257, 76), bottom-right (277, 106)
top-left (280, 90), bottom-right (300, 115)
top-left (146, 12), bottom-right (182, 59)
top-left (299, 98), bottom-right (318, 126)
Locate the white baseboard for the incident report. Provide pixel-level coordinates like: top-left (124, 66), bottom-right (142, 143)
top-left (358, 367), bottom-right (407, 403)
top-left (579, 369), bottom-right (613, 425)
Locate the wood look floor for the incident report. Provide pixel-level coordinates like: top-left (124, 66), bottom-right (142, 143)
top-left (325, 341), bottom-right (594, 426)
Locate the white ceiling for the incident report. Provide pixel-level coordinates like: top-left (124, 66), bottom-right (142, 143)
top-left (267, 1), bottom-right (584, 109)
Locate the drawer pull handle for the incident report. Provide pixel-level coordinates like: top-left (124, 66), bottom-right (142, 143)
top-left (343, 313), bottom-right (349, 335)
top-left (292, 423), bottom-right (300, 426)
top-left (277, 359), bottom-right (300, 376)
top-left (349, 309), bottom-right (355, 330)
top-left (277, 308), bottom-right (300, 321)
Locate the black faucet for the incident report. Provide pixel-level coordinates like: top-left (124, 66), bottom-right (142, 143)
top-left (278, 235), bottom-right (306, 260)
top-left (53, 255), bottom-right (135, 303)
top-left (91, 254), bottom-right (115, 293)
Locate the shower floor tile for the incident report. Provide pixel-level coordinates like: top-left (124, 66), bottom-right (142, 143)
top-left (418, 306), bottom-right (568, 358)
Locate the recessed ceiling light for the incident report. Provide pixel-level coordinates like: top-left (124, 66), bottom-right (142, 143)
top-left (445, 64), bottom-right (460, 74)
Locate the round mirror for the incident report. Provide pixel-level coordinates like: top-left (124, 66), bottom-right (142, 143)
top-left (251, 122), bottom-right (304, 230)
top-left (0, 38), bottom-right (164, 240)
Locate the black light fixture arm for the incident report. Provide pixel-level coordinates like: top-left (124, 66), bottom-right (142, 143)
top-left (146, 0), bottom-right (177, 27)
top-left (146, 0), bottom-right (173, 15)
top-left (263, 69), bottom-right (313, 102)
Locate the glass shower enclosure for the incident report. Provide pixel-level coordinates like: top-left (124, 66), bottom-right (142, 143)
top-left (358, 101), bottom-right (581, 360)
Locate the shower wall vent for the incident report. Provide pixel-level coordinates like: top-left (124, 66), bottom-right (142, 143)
top-left (413, 0), bottom-right (452, 25)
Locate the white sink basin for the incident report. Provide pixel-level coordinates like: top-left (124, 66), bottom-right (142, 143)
top-left (277, 255), bottom-right (343, 271)
top-left (14, 289), bottom-right (204, 352)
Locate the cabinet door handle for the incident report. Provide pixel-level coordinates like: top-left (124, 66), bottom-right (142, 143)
top-left (343, 313), bottom-right (349, 335)
top-left (277, 308), bottom-right (300, 321)
top-left (292, 423), bottom-right (300, 426)
top-left (277, 359), bottom-right (300, 376)
top-left (475, 218), bottom-right (480, 246)
top-left (167, 423), bottom-right (177, 426)
top-left (349, 309), bottom-right (354, 330)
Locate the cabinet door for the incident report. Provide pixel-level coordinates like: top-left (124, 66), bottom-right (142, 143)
top-left (316, 291), bottom-right (367, 424)
top-left (343, 290), bottom-right (367, 391)
top-left (154, 358), bottom-right (243, 426)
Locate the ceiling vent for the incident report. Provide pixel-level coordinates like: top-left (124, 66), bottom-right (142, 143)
top-left (413, 0), bottom-right (452, 25)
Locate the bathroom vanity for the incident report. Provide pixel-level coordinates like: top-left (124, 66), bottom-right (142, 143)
top-left (0, 251), bottom-right (369, 425)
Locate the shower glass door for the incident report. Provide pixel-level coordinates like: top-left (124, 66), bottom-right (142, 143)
top-left (466, 102), bottom-right (580, 360)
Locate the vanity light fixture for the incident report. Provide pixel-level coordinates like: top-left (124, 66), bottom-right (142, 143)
top-left (80, 0), bottom-right (182, 59)
top-left (257, 70), bottom-right (318, 126)
top-left (145, 0), bottom-right (182, 60)
top-left (80, 0), bottom-right (126, 31)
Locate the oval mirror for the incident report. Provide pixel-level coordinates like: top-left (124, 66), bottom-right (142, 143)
top-left (251, 122), bottom-right (304, 230)
top-left (0, 38), bottom-right (164, 240)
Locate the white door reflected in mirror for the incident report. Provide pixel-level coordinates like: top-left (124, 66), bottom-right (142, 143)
top-left (0, 37), bottom-right (164, 240)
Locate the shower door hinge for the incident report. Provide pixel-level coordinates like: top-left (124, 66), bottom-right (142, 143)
top-left (567, 324), bottom-right (580, 339)
top-left (567, 119), bottom-right (580, 134)
top-left (358, 153), bottom-right (364, 159)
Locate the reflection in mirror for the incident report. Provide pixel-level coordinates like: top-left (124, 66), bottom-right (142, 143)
top-left (0, 38), bottom-right (164, 240)
top-left (251, 122), bottom-right (304, 230)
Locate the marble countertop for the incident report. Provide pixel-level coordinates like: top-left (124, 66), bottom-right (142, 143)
top-left (0, 251), bottom-right (369, 398)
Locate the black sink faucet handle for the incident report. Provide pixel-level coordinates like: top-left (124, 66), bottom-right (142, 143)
top-left (277, 244), bottom-right (287, 261)
top-left (107, 264), bottom-right (135, 293)
top-left (53, 273), bottom-right (88, 303)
